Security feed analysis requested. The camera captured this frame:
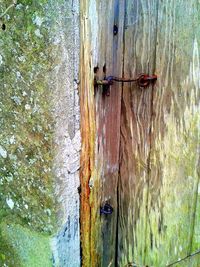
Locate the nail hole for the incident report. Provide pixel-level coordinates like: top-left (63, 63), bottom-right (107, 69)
top-left (103, 64), bottom-right (106, 73)
top-left (2, 23), bottom-right (6, 31)
top-left (94, 66), bottom-right (99, 73)
top-left (113, 24), bottom-right (118, 35)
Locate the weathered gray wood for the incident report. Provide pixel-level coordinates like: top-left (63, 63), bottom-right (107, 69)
top-left (148, 1), bottom-right (200, 265)
top-left (80, 1), bottom-right (200, 266)
top-left (118, 0), bottom-right (158, 265)
top-left (118, 0), bottom-right (200, 266)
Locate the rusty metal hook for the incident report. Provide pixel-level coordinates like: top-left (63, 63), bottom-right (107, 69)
top-left (94, 73), bottom-right (157, 88)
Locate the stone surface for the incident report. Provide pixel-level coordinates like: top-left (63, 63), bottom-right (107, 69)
top-left (49, 1), bottom-right (80, 265)
top-left (0, 1), bottom-right (80, 266)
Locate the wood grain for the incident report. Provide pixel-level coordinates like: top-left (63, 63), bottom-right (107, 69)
top-left (80, 1), bottom-right (200, 266)
top-left (118, 1), bottom-right (200, 266)
top-left (80, 1), bottom-right (125, 266)
top-left (118, 0), bottom-right (158, 265)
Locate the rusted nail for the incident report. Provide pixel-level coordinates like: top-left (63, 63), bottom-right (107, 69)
top-left (100, 203), bottom-right (113, 215)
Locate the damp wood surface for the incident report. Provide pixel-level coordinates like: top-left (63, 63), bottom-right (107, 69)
top-left (80, 0), bottom-right (200, 267)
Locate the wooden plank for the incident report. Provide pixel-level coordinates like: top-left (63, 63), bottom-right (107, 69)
top-left (117, 0), bottom-right (158, 265)
top-left (80, 2), bottom-right (96, 266)
top-left (80, 1), bottom-right (125, 266)
top-left (94, 1), bottom-right (126, 265)
top-left (118, 0), bottom-right (200, 266)
top-left (147, 1), bottom-right (200, 265)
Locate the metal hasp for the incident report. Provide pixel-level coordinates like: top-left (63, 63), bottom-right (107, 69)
top-left (94, 73), bottom-right (157, 96)
top-left (100, 203), bottom-right (114, 215)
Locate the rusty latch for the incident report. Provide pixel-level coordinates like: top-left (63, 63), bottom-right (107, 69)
top-left (95, 73), bottom-right (157, 88)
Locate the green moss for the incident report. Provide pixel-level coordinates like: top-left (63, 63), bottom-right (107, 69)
top-left (0, 222), bottom-right (52, 267)
top-left (0, 0), bottom-right (57, 264)
top-left (0, 0), bottom-right (56, 233)
top-left (134, 103), bottom-right (200, 267)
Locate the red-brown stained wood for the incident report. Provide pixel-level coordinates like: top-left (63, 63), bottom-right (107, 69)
top-left (80, 1), bottom-right (125, 266)
top-left (79, 2), bottom-right (95, 265)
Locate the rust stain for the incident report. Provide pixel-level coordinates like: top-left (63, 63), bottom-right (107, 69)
top-left (79, 1), bottom-right (125, 266)
top-left (79, 1), bottom-right (96, 266)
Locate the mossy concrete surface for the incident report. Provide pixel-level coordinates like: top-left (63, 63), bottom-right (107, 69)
top-left (0, 0), bottom-right (81, 266)
top-left (0, 0), bottom-right (57, 265)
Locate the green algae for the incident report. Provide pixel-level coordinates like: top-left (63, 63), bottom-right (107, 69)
top-left (0, 0), bottom-right (57, 265)
top-left (0, 0), bottom-right (55, 230)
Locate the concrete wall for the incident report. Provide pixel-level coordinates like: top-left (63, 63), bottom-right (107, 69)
top-left (49, 0), bottom-right (81, 266)
top-left (0, 1), bottom-right (80, 266)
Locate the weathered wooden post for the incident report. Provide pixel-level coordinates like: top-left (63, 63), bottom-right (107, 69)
top-left (1, 0), bottom-right (200, 266)
top-left (80, 0), bottom-right (200, 266)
